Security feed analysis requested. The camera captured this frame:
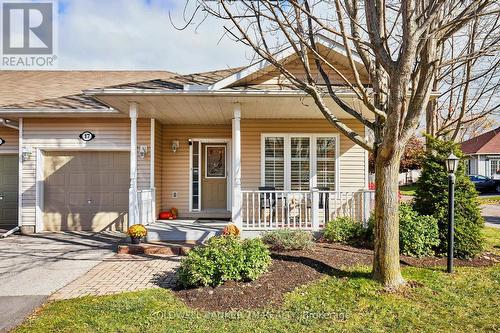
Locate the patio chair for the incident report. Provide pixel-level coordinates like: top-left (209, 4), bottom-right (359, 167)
top-left (316, 187), bottom-right (330, 223)
top-left (258, 186), bottom-right (277, 223)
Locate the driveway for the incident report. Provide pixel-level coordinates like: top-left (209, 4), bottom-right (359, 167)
top-left (0, 232), bottom-right (123, 332)
top-left (482, 204), bottom-right (500, 228)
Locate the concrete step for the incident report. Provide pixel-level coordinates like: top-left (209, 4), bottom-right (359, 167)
top-left (146, 220), bottom-right (227, 242)
top-left (117, 241), bottom-right (195, 256)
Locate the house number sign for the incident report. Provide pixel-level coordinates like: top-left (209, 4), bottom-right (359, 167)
top-left (79, 131), bottom-right (95, 142)
top-left (0, 138), bottom-right (5, 145)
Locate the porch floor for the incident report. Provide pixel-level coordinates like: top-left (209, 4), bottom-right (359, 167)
top-left (146, 219), bottom-right (229, 243)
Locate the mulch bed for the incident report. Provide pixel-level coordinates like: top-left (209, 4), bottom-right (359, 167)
top-left (173, 243), bottom-right (500, 312)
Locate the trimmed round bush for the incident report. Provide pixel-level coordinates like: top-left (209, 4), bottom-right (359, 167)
top-left (323, 217), bottom-right (366, 245)
top-left (177, 235), bottom-right (271, 287)
top-left (261, 229), bottom-right (314, 251)
top-left (399, 203), bottom-right (439, 257)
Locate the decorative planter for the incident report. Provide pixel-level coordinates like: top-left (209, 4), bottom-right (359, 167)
top-left (131, 237), bottom-right (142, 244)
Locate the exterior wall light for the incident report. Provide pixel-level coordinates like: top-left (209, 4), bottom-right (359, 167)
top-left (172, 140), bottom-right (180, 154)
top-left (138, 145), bottom-right (148, 160)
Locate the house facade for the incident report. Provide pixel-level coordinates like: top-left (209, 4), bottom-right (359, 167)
top-left (0, 44), bottom-right (374, 235)
top-left (461, 127), bottom-right (500, 179)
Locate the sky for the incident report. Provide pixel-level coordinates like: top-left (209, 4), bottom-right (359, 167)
top-left (56, 0), bottom-right (251, 73)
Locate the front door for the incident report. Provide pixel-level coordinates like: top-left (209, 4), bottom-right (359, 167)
top-left (201, 144), bottom-right (227, 210)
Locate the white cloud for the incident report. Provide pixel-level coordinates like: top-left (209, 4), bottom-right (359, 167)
top-left (57, 0), bottom-right (252, 73)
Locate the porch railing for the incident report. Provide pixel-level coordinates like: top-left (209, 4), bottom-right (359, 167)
top-left (241, 189), bottom-right (375, 230)
top-left (138, 188), bottom-right (155, 225)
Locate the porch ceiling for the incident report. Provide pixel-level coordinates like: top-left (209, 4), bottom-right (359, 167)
top-left (94, 94), bottom-right (371, 125)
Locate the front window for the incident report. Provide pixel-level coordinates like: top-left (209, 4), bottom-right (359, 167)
top-left (290, 137), bottom-right (310, 190)
top-left (262, 134), bottom-right (337, 191)
top-left (264, 137), bottom-right (285, 190)
top-left (316, 137), bottom-right (336, 190)
top-left (490, 159), bottom-right (500, 179)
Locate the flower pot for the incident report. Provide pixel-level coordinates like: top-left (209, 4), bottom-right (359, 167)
top-left (131, 237), bottom-right (142, 244)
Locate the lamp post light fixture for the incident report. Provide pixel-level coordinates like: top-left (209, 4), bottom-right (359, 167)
top-left (445, 152), bottom-right (459, 273)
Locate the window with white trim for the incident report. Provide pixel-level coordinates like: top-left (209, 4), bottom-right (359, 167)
top-left (290, 137), bottom-right (310, 190)
top-left (264, 137), bottom-right (285, 190)
top-left (491, 159), bottom-right (500, 179)
top-left (262, 134), bottom-right (338, 191)
top-left (316, 137), bottom-right (336, 190)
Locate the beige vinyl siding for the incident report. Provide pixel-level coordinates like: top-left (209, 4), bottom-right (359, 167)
top-left (240, 119), bottom-right (367, 192)
top-left (20, 118), bottom-right (151, 228)
top-left (160, 125), bottom-right (231, 216)
top-left (0, 126), bottom-right (19, 154)
top-left (158, 120), bottom-right (367, 217)
top-left (154, 119), bottom-right (163, 215)
top-left (137, 119), bottom-right (151, 190)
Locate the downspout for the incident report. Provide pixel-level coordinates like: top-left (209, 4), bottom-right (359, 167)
top-left (0, 118), bottom-right (20, 237)
top-left (1, 226), bottom-right (20, 238)
top-left (0, 118), bottom-right (19, 130)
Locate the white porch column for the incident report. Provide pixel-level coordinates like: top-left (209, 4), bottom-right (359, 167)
top-left (232, 103), bottom-right (242, 228)
top-left (129, 102), bottom-right (139, 227)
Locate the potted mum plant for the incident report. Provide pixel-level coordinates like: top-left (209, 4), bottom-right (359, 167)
top-left (127, 224), bottom-right (147, 244)
top-left (222, 223), bottom-right (240, 237)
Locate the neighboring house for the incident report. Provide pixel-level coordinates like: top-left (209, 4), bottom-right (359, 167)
top-left (461, 127), bottom-right (500, 179)
top-left (0, 41), bottom-right (375, 236)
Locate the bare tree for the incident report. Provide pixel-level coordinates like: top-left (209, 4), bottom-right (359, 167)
top-left (428, 14), bottom-right (500, 141)
top-left (185, 0), bottom-right (499, 288)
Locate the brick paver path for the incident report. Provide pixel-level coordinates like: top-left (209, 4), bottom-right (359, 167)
top-left (50, 254), bottom-right (180, 300)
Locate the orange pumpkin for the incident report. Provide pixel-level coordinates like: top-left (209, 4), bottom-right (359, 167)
top-left (159, 211), bottom-right (172, 220)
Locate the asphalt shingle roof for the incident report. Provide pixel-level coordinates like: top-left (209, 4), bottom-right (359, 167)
top-left (0, 68), bottom-right (243, 110)
top-left (461, 127), bottom-right (500, 154)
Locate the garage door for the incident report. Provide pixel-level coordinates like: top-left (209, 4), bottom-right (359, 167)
top-left (43, 151), bottom-right (130, 232)
top-left (0, 155), bottom-right (18, 230)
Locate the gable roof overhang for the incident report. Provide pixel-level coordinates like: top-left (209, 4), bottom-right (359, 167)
top-left (185, 35), bottom-right (367, 92)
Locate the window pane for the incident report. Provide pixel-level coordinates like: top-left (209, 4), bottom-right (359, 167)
top-left (192, 141), bottom-right (200, 210)
top-left (316, 137), bottom-right (336, 190)
top-left (264, 137), bottom-right (284, 190)
top-left (291, 137), bottom-right (310, 190)
top-left (492, 160), bottom-right (500, 178)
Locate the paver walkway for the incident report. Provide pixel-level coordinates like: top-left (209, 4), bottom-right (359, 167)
top-left (50, 254), bottom-right (181, 300)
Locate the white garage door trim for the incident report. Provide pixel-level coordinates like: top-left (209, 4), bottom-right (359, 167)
top-left (35, 148), bottom-right (130, 233)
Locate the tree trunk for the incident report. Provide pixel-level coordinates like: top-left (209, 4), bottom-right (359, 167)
top-left (426, 100), bottom-right (436, 138)
top-left (372, 151), bottom-right (405, 288)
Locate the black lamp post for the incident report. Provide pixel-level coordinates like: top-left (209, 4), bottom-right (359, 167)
top-left (445, 153), bottom-right (459, 273)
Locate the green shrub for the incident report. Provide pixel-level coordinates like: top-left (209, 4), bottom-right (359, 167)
top-left (261, 229), bottom-right (314, 251)
top-left (399, 203), bottom-right (439, 257)
top-left (241, 238), bottom-right (272, 280)
top-left (177, 235), bottom-right (271, 287)
top-left (414, 136), bottom-right (484, 258)
top-left (323, 217), bottom-right (366, 245)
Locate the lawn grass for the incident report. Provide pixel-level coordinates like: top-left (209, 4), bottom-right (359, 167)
top-left (478, 195), bottom-right (500, 205)
top-left (483, 227), bottom-right (500, 256)
top-left (399, 184), bottom-right (417, 196)
top-left (15, 228), bottom-right (500, 333)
